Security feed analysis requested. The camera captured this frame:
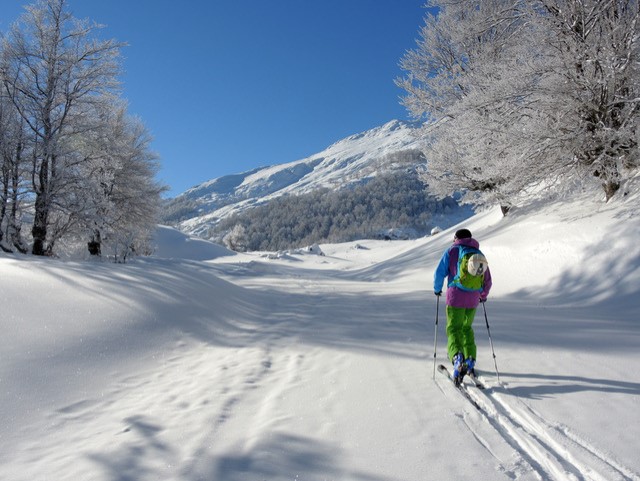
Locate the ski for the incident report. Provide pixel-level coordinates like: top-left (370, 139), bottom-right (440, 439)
top-left (468, 371), bottom-right (486, 390)
top-left (437, 364), bottom-right (481, 410)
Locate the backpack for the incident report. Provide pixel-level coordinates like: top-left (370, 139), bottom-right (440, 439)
top-left (449, 245), bottom-right (488, 292)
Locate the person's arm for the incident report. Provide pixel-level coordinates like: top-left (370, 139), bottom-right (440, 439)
top-left (433, 248), bottom-right (450, 295)
top-left (480, 267), bottom-right (492, 301)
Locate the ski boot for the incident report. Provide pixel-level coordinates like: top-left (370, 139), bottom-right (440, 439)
top-left (465, 357), bottom-right (476, 378)
top-left (452, 352), bottom-right (466, 386)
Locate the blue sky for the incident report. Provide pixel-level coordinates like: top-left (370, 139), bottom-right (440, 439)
top-left (2, 1), bottom-right (429, 197)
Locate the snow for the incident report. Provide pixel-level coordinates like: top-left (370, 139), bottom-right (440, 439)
top-left (153, 225), bottom-right (236, 261)
top-left (1, 182), bottom-right (639, 481)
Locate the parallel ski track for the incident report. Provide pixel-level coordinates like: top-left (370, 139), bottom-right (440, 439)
top-left (463, 377), bottom-right (639, 481)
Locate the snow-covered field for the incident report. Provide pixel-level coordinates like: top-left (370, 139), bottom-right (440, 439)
top-left (1, 182), bottom-right (639, 481)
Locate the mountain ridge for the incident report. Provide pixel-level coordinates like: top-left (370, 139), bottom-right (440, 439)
top-left (163, 120), bottom-right (431, 239)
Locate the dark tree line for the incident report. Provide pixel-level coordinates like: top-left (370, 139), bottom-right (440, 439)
top-left (215, 169), bottom-right (465, 252)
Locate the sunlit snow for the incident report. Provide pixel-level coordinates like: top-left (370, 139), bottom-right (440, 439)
top-left (1, 179), bottom-right (639, 481)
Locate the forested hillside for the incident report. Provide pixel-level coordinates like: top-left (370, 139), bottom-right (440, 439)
top-left (212, 168), bottom-right (470, 252)
top-left (160, 124), bottom-right (464, 249)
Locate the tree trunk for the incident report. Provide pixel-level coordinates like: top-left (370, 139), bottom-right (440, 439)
top-left (0, 176), bottom-right (7, 247)
top-left (31, 143), bottom-right (51, 255)
top-left (603, 180), bottom-right (620, 202)
top-left (31, 190), bottom-right (49, 256)
top-left (88, 229), bottom-right (102, 256)
top-left (9, 139), bottom-right (27, 254)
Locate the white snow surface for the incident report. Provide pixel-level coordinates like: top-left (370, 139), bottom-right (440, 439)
top-left (1, 182), bottom-right (639, 481)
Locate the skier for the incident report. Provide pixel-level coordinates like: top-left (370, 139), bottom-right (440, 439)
top-left (434, 228), bottom-right (492, 384)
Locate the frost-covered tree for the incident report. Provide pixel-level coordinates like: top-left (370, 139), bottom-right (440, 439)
top-left (1, 0), bottom-right (123, 255)
top-left (102, 113), bottom-right (165, 262)
top-left (398, 0), bottom-right (639, 209)
top-left (0, 95), bottom-right (29, 252)
top-left (223, 223), bottom-right (247, 251)
top-left (536, 0), bottom-right (640, 199)
top-left (77, 103), bottom-right (165, 260)
top-left (397, 0), bottom-right (541, 214)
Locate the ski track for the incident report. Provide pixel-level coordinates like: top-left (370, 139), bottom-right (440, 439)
top-left (5, 341), bottom-right (285, 481)
top-left (458, 377), bottom-right (640, 481)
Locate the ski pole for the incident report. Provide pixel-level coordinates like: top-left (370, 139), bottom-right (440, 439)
top-left (432, 294), bottom-right (440, 380)
top-left (482, 301), bottom-right (501, 384)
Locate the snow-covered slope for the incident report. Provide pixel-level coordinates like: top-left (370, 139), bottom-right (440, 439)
top-left (152, 225), bottom-right (236, 261)
top-left (1, 179), bottom-right (639, 481)
top-left (168, 120), bottom-right (425, 236)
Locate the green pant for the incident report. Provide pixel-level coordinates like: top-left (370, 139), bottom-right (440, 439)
top-left (446, 306), bottom-right (477, 361)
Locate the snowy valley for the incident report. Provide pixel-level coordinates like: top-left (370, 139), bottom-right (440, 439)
top-left (3, 1), bottom-right (638, 479)
top-left (1, 175), bottom-right (639, 480)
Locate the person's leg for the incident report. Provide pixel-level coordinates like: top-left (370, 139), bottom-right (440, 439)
top-left (446, 306), bottom-right (466, 361)
top-left (461, 307), bottom-right (477, 360)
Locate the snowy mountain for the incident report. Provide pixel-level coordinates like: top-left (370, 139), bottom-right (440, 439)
top-left (164, 120), bottom-right (429, 238)
top-left (1, 177), bottom-right (639, 481)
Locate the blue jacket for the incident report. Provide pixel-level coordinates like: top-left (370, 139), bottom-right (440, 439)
top-left (433, 237), bottom-right (492, 309)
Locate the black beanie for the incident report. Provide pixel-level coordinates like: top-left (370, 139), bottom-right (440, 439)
top-left (454, 228), bottom-right (472, 239)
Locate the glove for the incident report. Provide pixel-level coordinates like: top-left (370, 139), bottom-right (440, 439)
top-left (479, 297), bottom-right (487, 303)
top-left (435, 291), bottom-right (442, 297)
